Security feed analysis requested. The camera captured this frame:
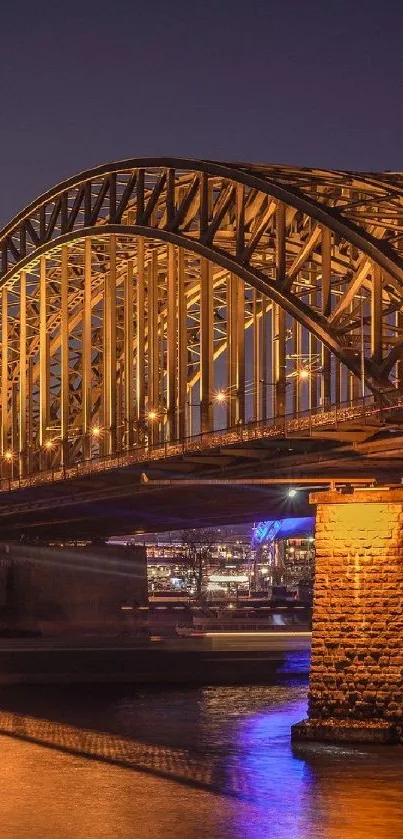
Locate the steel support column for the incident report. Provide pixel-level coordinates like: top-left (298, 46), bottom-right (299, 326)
top-left (177, 247), bottom-right (187, 439)
top-left (104, 235), bottom-right (117, 454)
top-left (135, 237), bottom-right (145, 442)
top-left (273, 304), bottom-right (286, 418)
top-left (253, 290), bottom-right (261, 422)
top-left (321, 227), bottom-right (332, 406)
top-left (167, 244), bottom-right (177, 440)
top-left (148, 249), bottom-right (159, 443)
top-left (261, 296), bottom-right (268, 421)
top-left (371, 263), bottom-right (382, 365)
top-left (82, 238), bottom-right (92, 459)
top-left (124, 258), bottom-right (134, 448)
top-left (309, 280), bottom-right (318, 411)
top-left (237, 277), bottom-right (245, 425)
top-left (11, 383), bottom-right (18, 471)
top-left (276, 201), bottom-right (286, 279)
top-left (396, 310), bottom-right (403, 392)
top-left (274, 202), bottom-right (287, 417)
top-left (349, 298), bottom-right (360, 403)
top-left (335, 360), bottom-right (341, 406)
top-left (227, 272), bottom-right (244, 426)
top-left (39, 256), bottom-right (49, 450)
top-left (200, 257), bottom-right (213, 433)
top-left (1, 288), bottom-right (8, 458)
top-left (61, 245), bottom-right (69, 465)
top-left (227, 273), bottom-right (237, 427)
top-left (293, 320), bottom-right (302, 415)
top-left (27, 357), bottom-right (33, 474)
top-left (19, 272), bottom-right (27, 475)
top-left (227, 274), bottom-right (240, 427)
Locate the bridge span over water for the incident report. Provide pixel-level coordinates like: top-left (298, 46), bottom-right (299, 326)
top-left (1, 158), bottom-right (403, 536)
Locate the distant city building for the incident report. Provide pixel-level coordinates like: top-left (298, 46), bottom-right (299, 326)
top-left (120, 519), bottom-right (315, 601)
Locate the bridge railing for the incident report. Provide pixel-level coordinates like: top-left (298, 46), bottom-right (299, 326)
top-left (1, 392), bottom-right (402, 495)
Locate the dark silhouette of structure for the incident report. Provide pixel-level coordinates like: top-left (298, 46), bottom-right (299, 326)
top-left (0, 542), bottom-right (147, 635)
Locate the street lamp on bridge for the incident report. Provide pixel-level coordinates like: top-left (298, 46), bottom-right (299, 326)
top-left (214, 390), bottom-right (227, 404)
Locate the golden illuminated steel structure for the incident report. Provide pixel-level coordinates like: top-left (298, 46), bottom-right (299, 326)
top-left (1, 158), bottom-right (403, 478)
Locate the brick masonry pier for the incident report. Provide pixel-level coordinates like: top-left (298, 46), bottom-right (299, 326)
top-left (292, 488), bottom-right (403, 745)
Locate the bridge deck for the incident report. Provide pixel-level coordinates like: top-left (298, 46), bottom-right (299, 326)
top-left (0, 397), bottom-right (402, 537)
top-left (1, 396), bottom-right (401, 496)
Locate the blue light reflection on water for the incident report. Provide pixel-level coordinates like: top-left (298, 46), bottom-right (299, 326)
top-left (277, 650), bottom-right (311, 675)
top-left (229, 696), bottom-right (313, 839)
top-left (1, 677), bottom-right (403, 839)
top-left (227, 691), bottom-right (403, 839)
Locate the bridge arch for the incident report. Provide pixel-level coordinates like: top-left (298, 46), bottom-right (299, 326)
top-left (1, 158), bottom-right (403, 478)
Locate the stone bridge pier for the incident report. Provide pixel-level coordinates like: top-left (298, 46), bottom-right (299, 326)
top-left (292, 488), bottom-right (403, 745)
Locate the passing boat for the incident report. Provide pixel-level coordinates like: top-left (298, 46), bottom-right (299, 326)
top-left (176, 604), bottom-right (311, 635)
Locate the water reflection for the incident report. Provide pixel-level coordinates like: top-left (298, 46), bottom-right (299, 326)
top-left (0, 683), bottom-right (402, 838)
top-left (231, 698), bottom-right (312, 837)
top-left (231, 697), bottom-right (403, 839)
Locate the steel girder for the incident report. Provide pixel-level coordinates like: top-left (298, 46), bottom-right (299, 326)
top-left (1, 157), bottom-right (403, 477)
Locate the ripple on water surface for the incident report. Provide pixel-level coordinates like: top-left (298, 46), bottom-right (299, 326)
top-left (0, 679), bottom-right (401, 839)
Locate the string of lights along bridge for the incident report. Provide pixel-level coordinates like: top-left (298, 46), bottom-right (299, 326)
top-left (1, 157), bottom-right (403, 484)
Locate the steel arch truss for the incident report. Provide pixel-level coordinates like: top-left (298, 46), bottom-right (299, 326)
top-left (1, 157), bottom-right (403, 477)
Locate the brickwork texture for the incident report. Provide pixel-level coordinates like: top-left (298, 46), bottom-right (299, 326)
top-left (308, 490), bottom-right (403, 736)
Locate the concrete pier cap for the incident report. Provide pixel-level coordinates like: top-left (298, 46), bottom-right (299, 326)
top-left (292, 486), bottom-right (403, 746)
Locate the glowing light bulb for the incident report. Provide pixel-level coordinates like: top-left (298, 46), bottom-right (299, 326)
top-left (214, 391), bottom-right (227, 404)
top-left (4, 450), bottom-right (13, 462)
top-left (299, 369), bottom-right (309, 380)
top-left (288, 488), bottom-right (298, 498)
top-left (91, 426), bottom-right (101, 437)
top-left (148, 410), bottom-right (157, 421)
top-left (44, 440), bottom-right (54, 451)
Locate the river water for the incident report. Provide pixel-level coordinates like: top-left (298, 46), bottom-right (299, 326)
top-left (0, 663), bottom-right (401, 838)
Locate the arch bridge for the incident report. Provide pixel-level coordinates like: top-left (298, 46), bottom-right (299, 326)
top-left (1, 157), bottom-right (403, 506)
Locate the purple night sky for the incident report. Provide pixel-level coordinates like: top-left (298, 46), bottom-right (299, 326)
top-left (0, 0), bottom-right (401, 227)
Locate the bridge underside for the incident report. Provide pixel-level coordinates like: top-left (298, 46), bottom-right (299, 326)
top-left (1, 426), bottom-right (403, 538)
